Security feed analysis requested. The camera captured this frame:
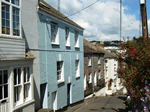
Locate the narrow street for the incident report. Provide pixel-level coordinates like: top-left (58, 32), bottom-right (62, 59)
top-left (67, 95), bottom-right (127, 112)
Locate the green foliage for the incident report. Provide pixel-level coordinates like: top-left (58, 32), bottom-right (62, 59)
top-left (118, 37), bottom-right (150, 99)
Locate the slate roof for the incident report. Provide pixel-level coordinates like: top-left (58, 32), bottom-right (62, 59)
top-left (38, 0), bottom-right (84, 30)
top-left (84, 38), bottom-right (104, 53)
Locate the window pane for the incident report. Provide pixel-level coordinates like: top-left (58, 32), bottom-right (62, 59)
top-left (13, 7), bottom-right (20, 36)
top-left (24, 68), bottom-right (26, 83)
top-left (6, 28), bottom-right (10, 34)
top-left (13, 15), bottom-right (16, 22)
top-left (0, 86), bottom-right (2, 99)
top-left (14, 69), bottom-right (17, 85)
top-left (27, 67), bottom-right (30, 82)
top-left (4, 70), bottom-right (8, 84)
top-left (18, 68), bottom-right (21, 84)
top-left (17, 30), bottom-right (20, 36)
top-left (4, 85), bottom-right (8, 98)
top-left (2, 3), bottom-right (10, 35)
top-left (0, 71), bottom-right (2, 84)
top-left (16, 16), bottom-right (19, 22)
top-left (12, 0), bottom-right (19, 6)
top-left (2, 19), bottom-right (5, 26)
top-left (6, 12), bottom-right (9, 19)
top-left (16, 23), bottom-right (19, 30)
top-left (14, 86), bottom-right (20, 102)
top-left (24, 84), bottom-right (29, 99)
top-left (6, 5), bottom-right (9, 12)
top-left (6, 20), bottom-right (10, 27)
top-left (2, 11), bottom-right (5, 18)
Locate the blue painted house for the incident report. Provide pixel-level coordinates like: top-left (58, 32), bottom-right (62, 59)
top-left (38, 0), bottom-right (84, 111)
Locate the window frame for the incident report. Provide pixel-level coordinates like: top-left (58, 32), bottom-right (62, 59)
top-left (13, 66), bottom-right (32, 107)
top-left (51, 22), bottom-right (59, 45)
top-left (14, 67), bottom-right (22, 105)
top-left (57, 61), bottom-right (64, 82)
top-left (75, 60), bottom-right (80, 78)
top-left (0, 0), bottom-right (22, 38)
top-left (74, 30), bottom-right (79, 47)
top-left (98, 56), bottom-right (101, 65)
top-left (89, 73), bottom-right (92, 84)
top-left (65, 27), bottom-right (70, 46)
top-left (88, 56), bottom-right (92, 66)
top-left (23, 67), bottom-right (31, 102)
top-left (0, 69), bottom-right (9, 102)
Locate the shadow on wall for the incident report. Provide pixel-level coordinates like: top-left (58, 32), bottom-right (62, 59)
top-left (22, 27), bottom-right (29, 52)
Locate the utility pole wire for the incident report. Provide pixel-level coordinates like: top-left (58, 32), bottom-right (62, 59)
top-left (63, 0), bottom-right (99, 19)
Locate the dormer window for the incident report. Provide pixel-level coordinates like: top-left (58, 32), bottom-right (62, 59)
top-left (1, 0), bottom-right (21, 37)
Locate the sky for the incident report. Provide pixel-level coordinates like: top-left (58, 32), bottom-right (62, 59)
top-left (45, 0), bottom-right (150, 41)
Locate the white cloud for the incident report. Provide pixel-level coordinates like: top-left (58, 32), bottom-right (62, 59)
top-left (45, 0), bottom-right (142, 41)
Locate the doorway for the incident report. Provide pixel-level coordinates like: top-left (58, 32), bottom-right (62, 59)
top-left (67, 84), bottom-right (71, 105)
top-left (52, 91), bottom-right (57, 111)
top-left (40, 83), bottom-right (48, 108)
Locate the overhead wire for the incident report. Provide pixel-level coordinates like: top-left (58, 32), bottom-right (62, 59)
top-left (63, 0), bottom-right (99, 19)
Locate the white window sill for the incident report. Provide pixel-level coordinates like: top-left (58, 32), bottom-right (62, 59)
top-left (66, 44), bottom-right (71, 47)
top-left (0, 34), bottom-right (22, 39)
top-left (13, 99), bottom-right (35, 111)
top-left (52, 42), bottom-right (59, 45)
top-left (57, 80), bottom-right (65, 84)
top-left (76, 75), bottom-right (80, 78)
top-left (75, 46), bottom-right (80, 48)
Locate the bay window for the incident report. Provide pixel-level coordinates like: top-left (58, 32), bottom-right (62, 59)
top-left (1, 0), bottom-right (21, 37)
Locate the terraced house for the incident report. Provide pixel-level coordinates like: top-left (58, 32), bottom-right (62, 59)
top-left (84, 39), bottom-right (105, 97)
top-left (38, 0), bottom-right (84, 111)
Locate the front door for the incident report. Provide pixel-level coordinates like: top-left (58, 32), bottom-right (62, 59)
top-left (40, 83), bottom-right (48, 108)
top-left (67, 84), bottom-right (71, 105)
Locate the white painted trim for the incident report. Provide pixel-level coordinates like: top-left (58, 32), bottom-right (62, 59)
top-left (1, 0), bottom-right (22, 38)
top-left (13, 99), bottom-right (35, 111)
top-left (38, 10), bottom-right (84, 31)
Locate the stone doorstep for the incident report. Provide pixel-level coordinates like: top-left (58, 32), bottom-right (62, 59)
top-left (38, 109), bottom-right (54, 112)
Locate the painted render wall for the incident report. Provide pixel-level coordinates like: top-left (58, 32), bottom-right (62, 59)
top-left (21, 0), bottom-right (41, 111)
top-left (38, 11), bottom-right (84, 110)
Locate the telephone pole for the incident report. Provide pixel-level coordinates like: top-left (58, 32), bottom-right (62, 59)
top-left (58, 0), bottom-right (60, 11)
top-left (140, 0), bottom-right (148, 39)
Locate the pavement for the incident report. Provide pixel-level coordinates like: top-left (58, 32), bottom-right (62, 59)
top-left (64, 95), bottom-right (127, 112)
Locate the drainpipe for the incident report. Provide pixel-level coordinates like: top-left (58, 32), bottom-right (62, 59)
top-left (92, 54), bottom-right (95, 96)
